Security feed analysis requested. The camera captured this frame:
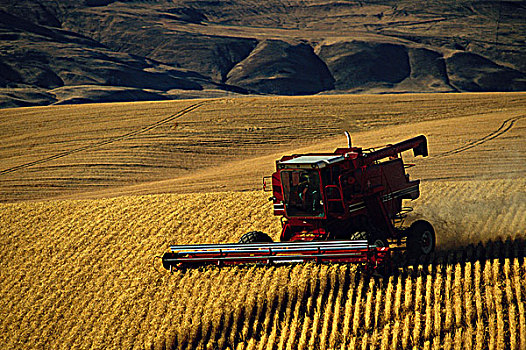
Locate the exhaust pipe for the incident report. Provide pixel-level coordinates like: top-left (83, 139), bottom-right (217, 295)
top-left (344, 131), bottom-right (352, 148)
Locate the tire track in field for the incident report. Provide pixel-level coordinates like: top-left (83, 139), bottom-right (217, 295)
top-left (434, 115), bottom-right (525, 158)
top-left (0, 102), bottom-right (206, 176)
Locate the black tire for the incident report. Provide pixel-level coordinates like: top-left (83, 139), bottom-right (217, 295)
top-left (349, 227), bottom-right (389, 247)
top-left (407, 220), bottom-right (435, 258)
top-left (371, 236), bottom-right (389, 248)
top-left (239, 231), bottom-right (273, 244)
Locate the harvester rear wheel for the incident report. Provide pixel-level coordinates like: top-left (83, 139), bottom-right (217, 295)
top-left (239, 231), bottom-right (273, 244)
top-left (407, 220), bottom-right (435, 258)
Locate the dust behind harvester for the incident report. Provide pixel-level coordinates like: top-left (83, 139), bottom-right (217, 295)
top-left (161, 133), bottom-right (435, 272)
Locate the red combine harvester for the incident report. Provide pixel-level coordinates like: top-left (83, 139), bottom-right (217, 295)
top-left (161, 134), bottom-right (435, 272)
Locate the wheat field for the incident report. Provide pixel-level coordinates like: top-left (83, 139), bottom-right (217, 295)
top-left (1, 93), bottom-right (524, 201)
top-left (0, 181), bottom-right (525, 349)
top-left (1, 93), bottom-right (525, 349)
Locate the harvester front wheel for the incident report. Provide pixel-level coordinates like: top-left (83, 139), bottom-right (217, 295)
top-left (407, 220), bottom-right (435, 258)
top-left (239, 231), bottom-right (273, 244)
top-left (371, 237), bottom-right (389, 248)
top-left (349, 227), bottom-right (388, 248)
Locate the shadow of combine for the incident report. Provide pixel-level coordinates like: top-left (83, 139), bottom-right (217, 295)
top-left (391, 237), bottom-right (526, 273)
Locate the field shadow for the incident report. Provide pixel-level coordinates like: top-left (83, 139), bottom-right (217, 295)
top-left (397, 236), bottom-right (526, 269)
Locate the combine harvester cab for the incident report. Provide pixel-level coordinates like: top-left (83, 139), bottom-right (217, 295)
top-left (161, 133), bottom-right (434, 273)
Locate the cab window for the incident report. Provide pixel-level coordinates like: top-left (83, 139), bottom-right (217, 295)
top-left (280, 170), bottom-right (324, 217)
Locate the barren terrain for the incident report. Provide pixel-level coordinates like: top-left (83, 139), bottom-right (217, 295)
top-left (0, 93), bottom-right (525, 349)
top-left (1, 0), bottom-right (525, 107)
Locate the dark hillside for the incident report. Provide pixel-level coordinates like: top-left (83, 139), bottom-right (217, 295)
top-left (0, 0), bottom-right (524, 107)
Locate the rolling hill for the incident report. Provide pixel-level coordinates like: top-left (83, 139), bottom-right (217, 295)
top-left (1, 92), bottom-right (524, 202)
top-left (1, 0), bottom-right (525, 107)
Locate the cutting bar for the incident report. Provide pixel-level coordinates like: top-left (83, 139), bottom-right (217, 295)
top-left (161, 240), bottom-right (389, 271)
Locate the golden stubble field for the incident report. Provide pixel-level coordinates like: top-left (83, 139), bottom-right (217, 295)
top-left (0, 93), bottom-right (525, 349)
top-left (1, 92), bottom-right (524, 201)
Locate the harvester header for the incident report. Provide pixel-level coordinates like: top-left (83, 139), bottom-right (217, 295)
top-left (162, 240), bottom-right (389, 272)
